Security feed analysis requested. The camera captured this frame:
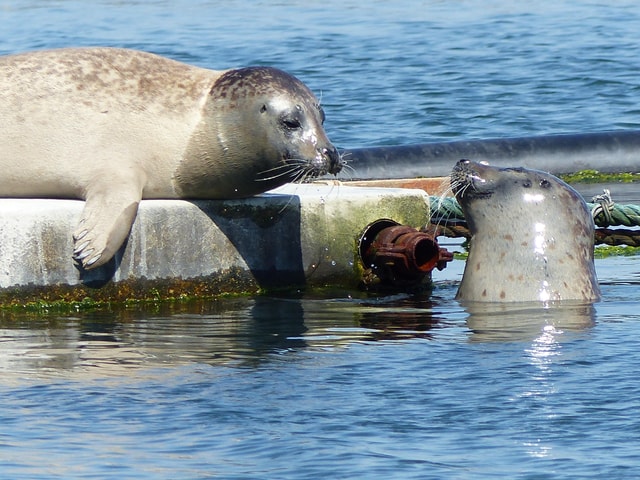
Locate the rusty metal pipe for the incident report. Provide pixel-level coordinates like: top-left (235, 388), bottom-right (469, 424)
top-left (358, 219), bottom-right (452, 287)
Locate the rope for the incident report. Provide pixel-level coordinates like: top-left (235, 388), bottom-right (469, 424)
top-left (591, 189), bottom-right (615, 225)
top-left (429, 195), bottom-right (640, 247)
top-left (594, 228), bottom-right (640, 247)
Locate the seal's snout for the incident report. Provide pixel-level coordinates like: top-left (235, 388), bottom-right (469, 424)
top-left (307, 145), bottom-right (343, 178)
top-left (451, 159), bottom-right (474, 195)
top-left (452, 159), bottom-right (473, 175)
top-left (324, 146), bottom-right (343, 175)
top-left (451, 159), bottom-right (494, 200)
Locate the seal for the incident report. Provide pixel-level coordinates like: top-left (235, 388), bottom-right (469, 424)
top-left (450, 159), bottom-right (601, 303)
top-left (0, 47), bottom-right (342, 269)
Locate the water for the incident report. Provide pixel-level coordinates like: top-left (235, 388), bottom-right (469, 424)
top-left (2, 1), bottom-right (640, 478)
top-left (3, 0), bottom-right (640, 148)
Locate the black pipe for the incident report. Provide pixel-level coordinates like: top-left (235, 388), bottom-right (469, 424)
top-left (343, 130), bottom-right (640, 180)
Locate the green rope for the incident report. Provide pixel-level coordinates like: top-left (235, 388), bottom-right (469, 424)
top-left (590, 202), bottom-right (640, 227)
top-left (428, 196), bottom-right (640, 228)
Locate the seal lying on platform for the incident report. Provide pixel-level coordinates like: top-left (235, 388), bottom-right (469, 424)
top-left (451, 159), bottom-right (600, 303)
top-left (0, 47), bottom-right (342, 269)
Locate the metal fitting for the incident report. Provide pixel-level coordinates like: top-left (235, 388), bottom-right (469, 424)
top-left (358, 219), bottom-right (452, 287)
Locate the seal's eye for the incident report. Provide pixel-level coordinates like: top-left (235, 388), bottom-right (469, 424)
top-left (540, 179), bottom-right (551, 188)
top-left (522, 180), bottom-right (532, 188)
top-left (260, 105), bottom-right (267, 113)
top-left (281, 117), bottom-right (302, 130)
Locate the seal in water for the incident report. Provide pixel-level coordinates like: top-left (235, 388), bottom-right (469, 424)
top-left (0, 47), bottom-right (342, 269)
top-left (450, 159), bottom-right (601, 303)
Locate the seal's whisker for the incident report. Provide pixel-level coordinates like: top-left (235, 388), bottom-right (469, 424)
top-left (338, 163), bottom-right (356, 181)
top-left (258, 162), bottom-right (298, 173)
top-left (255, 172), bottom-right (293, 182)
top-left (429, 174), bottom-right (473, 240)
top-left (430, 178), bottom-right (458, 232)
top-left (257, 156), bottom-right (338, 184)
top-left (292, 168), bottom-right (313, 184)
top-left (431, 200), bottom-right (452, 232)
top-left (265, 165), bottom-right (307, 185)
top-left (338, 151), bottom-right (351, 166)
top-left (255, 161), bottom-right (308, 182)
top-left (275, 192), bottom-right (298, 215)
top-left (257, 160), bottom-right (307, 174)
top-left (255, 170), bottom-right (297, 182)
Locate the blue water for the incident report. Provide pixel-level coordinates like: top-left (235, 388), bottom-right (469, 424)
top-left (2, 1), bottom-right (640, 478)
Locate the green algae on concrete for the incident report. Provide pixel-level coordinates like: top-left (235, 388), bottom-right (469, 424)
top-left (298, 183), bottom-right (431, 287)
top-left (0, 267), bottom-right (262, 311)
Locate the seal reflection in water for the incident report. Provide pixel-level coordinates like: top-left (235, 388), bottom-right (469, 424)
top-left (451, 159), bottom-right (601, 303)
top-left (0, 47), bottom-right (342, 269)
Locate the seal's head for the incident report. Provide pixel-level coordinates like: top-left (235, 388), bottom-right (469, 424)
top-left (178, 66), bottom-right (342, 198)
top-left (450, 159), bottom-right (600, 303)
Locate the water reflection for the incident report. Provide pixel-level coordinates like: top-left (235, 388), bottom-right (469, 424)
top-left (457, 300), bottom-right (598, 461)
top-left (0, 292), bottom-right (461, 380)
top-left (0, 299), bottom-right (294, 379)
top-left (462, 301), bottom-right (596, 342)
top-left (308, 293), bottom-right (448, 341)
top-left (0, 291), bottom-right (601, 382)
top-left (520, 319), bottom-right (568, 460)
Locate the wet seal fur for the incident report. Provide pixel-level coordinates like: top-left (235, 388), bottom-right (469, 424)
top-left (451, 159), bottom-right (601, 303)
top-left (0, 47), bottom-right (342, 269)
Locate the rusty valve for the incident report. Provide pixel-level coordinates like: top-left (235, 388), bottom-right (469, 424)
top-left (358, 219), bottom-right (453, 287)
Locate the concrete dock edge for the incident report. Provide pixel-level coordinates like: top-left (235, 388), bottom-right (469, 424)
top-left (0, 183), bottom-right (431, 305)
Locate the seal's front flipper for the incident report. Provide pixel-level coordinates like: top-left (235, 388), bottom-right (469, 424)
top-left (73, 179), bottom-right (143, 270)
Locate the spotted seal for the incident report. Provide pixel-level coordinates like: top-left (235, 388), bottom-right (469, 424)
top-left (451, 159), bottom-right (600, 303)
top-left (0, 47), bottom-right (342, 269)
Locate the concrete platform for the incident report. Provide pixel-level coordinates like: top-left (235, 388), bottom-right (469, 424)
top-left (0, 183), bottom-right (431, 306)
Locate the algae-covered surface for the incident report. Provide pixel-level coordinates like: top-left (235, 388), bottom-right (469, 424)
top-left (561, 170), bottom-right (640, 184)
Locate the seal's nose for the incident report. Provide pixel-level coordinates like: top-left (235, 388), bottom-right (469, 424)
top-left (455, 158), bottom-right (471, 168)
top-left (324, 146), bottom-right (343, 175)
